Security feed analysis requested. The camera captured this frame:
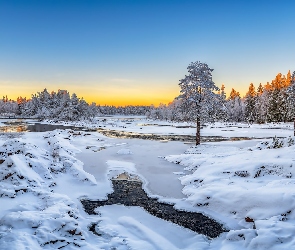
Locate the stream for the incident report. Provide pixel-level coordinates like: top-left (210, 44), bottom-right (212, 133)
top-left (81, 179), bottom-right (227, 238)
top-left (0, 118), bottom-right (265, 238)
top-left (0, 119), bottom-right (257, 142)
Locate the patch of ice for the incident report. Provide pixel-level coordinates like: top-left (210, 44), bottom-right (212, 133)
top-left (106, 160), bottom-right (138, 180)
top-left (173, 171), bottom-right (185, 175)
top-left (117, 148), bottom-right (132, 155)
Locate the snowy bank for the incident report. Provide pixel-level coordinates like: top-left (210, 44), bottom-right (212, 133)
top-left (165, 137), bottom-right (295, 249)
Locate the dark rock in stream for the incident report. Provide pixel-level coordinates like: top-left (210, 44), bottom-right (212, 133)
top-left (81, 180), bottom-right (227, 238)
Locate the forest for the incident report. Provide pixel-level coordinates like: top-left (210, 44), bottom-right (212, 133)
top-left (0, 70), bottom-right (294, 124)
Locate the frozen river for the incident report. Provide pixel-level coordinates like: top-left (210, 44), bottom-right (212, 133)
top-left (74, 137), bottom-right (190, 199)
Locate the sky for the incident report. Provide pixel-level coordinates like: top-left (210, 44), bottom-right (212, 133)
top-left (0, 0), bottom-right (295, 106)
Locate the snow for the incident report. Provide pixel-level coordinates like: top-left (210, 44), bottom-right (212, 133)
top-left (1, 117), bottom-right (295, 249)
top-left (106, 160), bottom-right (138, 180)
top-left (96, 205), bottom-right (207, 250)
top-left (165, 137), bottom-right (295, 249)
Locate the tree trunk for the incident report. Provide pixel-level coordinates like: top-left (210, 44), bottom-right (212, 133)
top-left (196, 117), bottom-right (201, 146)
top-left (294, 118), bottom-right (295, 136)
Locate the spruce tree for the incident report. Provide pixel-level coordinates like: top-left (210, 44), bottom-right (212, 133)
top-left (217, 84), bottom-right (227, 121)
top-left (226, 89), bottom-right (244, 122)
top-left (244, 83), bottom-right (257, 123)
top-left (255, 83), bottom-right (267, 123)
top-left (267, 74), bottom-right (288, 122)
top-left (287, 71), bottom-right (295, 135)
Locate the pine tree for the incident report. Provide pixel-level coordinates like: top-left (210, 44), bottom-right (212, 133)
top-left (226, 89), bottom-right (244, 122)
top-left (179, 61), bottom-right (219, 145)
top-left (257, 83), bottom-right (263, 95)
top-left (229, 88), bottom-right (240, 100)
top-left (267, 75), bottom-right (288, 122)
top-left (286, 70), bottom-right (292, 87)
top-left (217, 84), bottom-right (227, 121)
top-left (77, 97), bottom-right (89, 120)
top-left (37, 89), bottom-right (51, 119)
top-left (255, 83), bottom-right (267, 123)
top-left (226, 96), bottom-right (244, 122)
top-left (244, 83), bottom-right (257, 123)
top-left (287, 71), bottom-right (295, 135)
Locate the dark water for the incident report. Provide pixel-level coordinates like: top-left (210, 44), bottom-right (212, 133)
top-left (0, 120), bottom-right (85, 133)
top-left (81, 179), bottom-right (227, 238)
top-left (26, 123), bottom-right (84, 132)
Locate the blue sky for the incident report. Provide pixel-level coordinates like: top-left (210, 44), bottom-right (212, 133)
top-left (0, 0), bottom-right (294, 105)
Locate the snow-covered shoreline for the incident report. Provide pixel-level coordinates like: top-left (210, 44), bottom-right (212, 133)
top-left (0, 118), bottom-right (295, 249)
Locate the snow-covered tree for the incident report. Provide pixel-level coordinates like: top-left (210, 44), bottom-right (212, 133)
top-left (287, 71), bottom-right (295, 135)
top-left (227, 97), bottom-right (244, 122)
top-left (244, 83), bottom-right (257, 123)
top-left (166, 98), bottom-right (183, 121)
top-left (267, 78), bottom-right (288, 122)
top-left (215, 84), bottom-right (227, 122)
top-left (0, 97), bottom-right (18, 117)
top-left (255, 83), bottom-right (268, 124)
top-left (179, 61), bottom-right (219, 145)
top-left (226, 89), bottom-right (244, 122)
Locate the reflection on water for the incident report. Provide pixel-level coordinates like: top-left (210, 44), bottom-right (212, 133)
top-left (0, 125), bottom-right (27, 133)
top-left (0, 120), bottom-right (84, 133)
top-left (26, 123), bottom-right (83, 132)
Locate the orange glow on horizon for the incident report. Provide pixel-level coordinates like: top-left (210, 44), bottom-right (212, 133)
top-left (0, 85), bottom-right (250, 106)
top-left (7, 74), bottom-right (286, 106)
top-left (93, 84), bottom-right (178, 106)
top-left (0, 84), bottom-right (180, 107)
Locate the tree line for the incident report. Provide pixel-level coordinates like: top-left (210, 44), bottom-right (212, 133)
top-left (147, 70), bottom-right (295, 124)
top-left (150, 62), bottom-right (295, 145)
top-left (0, 89), bottom-right (150, 120)
top-left (1, 68), bottom-right (294, 127)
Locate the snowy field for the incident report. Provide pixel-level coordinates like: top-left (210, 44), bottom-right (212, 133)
top-left (0, 116), bottom-right (295, 249)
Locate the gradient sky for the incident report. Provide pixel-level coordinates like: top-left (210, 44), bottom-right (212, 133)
top-left (1, 0), bottom-right (295, 106)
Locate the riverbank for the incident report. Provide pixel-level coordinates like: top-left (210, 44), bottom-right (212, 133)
top-left (0, 117), bottom-right (295, 249)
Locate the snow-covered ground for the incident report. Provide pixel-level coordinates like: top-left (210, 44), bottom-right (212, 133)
top-left (0, 117), bottom-right (295, 249)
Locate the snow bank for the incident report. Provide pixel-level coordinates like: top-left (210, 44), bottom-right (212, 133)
top-left (96, 205), bottom-right (208, 250)
top-left (165, 137), bottom-right (295, 249)
top-left (0, 130), bottom-right (101, 249)
top-left (1, 129), bottom-right (201, 250)
top-left (2, 119), bottom-right (295, 249)
top-left (255, 136), bottom-right (295, 149)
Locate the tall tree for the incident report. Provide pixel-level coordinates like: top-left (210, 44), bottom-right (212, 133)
top-left (255, 83), bottom-right (267, 123)
top-left (229, 88), bottom-right (240, 100)
top-left (244, 83), bottom-right (257, 123)
top-left (179, 61), bottom-right (219, 145)
top-left (267, 76), bottom-right (288, 122)
top-left (226, 89), bottom-right (244, 122)
top-left (287, 71), bottom-right (295, 135)
top-left (217, 84), bottom-right (227, 121)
